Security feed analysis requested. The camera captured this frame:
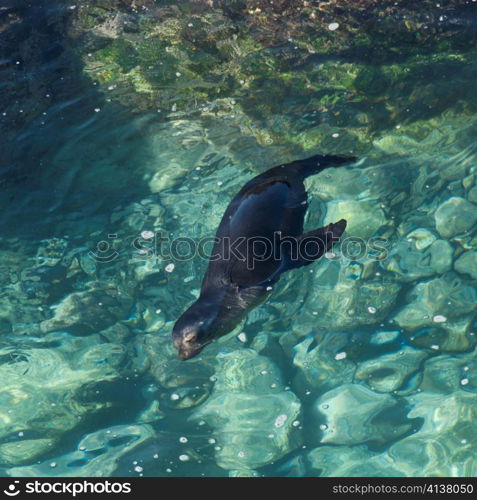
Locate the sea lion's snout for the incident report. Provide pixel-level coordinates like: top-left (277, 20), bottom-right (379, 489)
top-left (177, 344), bottom-right (202, 361)
top-left (172, 300), bottom-right (219, 360)
top-left (173, 326), bottom-right (204, 361)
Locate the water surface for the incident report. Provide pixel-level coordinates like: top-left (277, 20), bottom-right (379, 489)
top-left (1, 0), bottom-right (477, 477)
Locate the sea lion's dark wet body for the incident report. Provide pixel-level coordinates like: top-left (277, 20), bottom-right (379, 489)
top-left (173, 154), bottom-right (357, 360)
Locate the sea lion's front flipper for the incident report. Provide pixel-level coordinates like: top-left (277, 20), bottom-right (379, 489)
top-left (282, 219), bottom-right (347, 271)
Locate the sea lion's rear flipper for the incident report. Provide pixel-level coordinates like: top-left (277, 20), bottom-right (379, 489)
top-left (282, 219), bottom-right (347, 271)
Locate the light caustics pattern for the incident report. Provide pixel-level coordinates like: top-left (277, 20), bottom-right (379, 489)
top-left (0, 0), bottom-right (476, 478)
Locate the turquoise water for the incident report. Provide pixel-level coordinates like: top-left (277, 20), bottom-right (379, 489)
top-left (1, 0), bottom-right (477, 477)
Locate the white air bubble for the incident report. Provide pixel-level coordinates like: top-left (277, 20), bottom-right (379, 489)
top-left (141, 230), bottom-right (154, 239)
top-left (274, 414), bottom-right (287, 428)
top-left (238, 333), bottom-right (247, 343)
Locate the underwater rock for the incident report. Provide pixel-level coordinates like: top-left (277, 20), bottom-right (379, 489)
top-left (136, 400), bottom-right (165, 424)
top-left (393, 274), bottom-right (477, 338)
top-left (312, 383), bottom-right (412, 446)
top-left (383, 231), bottom-right (453, 282)
top-left (193, 349), bottom-right (301, 471)
top-left (389, 391), bottom-right (477, 476)
top-left (0, 348), bottom-right (80, 443)
top-left (420, 349), bottom-right (477, 394)
top-left (310, 389), bottom-right (477, 476)
top-left (132, 333), bottom-right (215, 410)
top-left (278, 326), bottom-right (314, 358)
top-left (0, 341), bottom-right (124, 467)
top-left (9, 424), bottom-right (154, 477)
top-left (324, 199), bottom-right (387, 240)
top-left (426, 240), bottom-right (454, 272)
top-left (307, 445), bottom-right (404, 477)
top-left (354, 346), bottom-right (427, 393)
top-left (468, 186), bottom-right (477, 204)
top-left (434, 197), bottom-right (477, 238)
top-left (40, 285), bottom-right (133, 335)
top-left (0, 439), bottom-right (56, 467)
top-left (441, 318), bottom-right (477, 353)
top-left (306, 161), bottom-right (392, 202)
top-left (305, 269), bottom-right (401, 331)
top-left (370, 330), bottom-right (401, 345)
top-left (292, 332), bottom-right (356, 393)
top-left (228, 469), bottom-right (260, 477)
top-left (140, 333), bottom-right (213, 387)
top-left (454, 251), bottom-right (477, 280)
top-left (75, 342), bottom-right (127, 374)
top-left (405, 228), bottom-right (436, 250)
top-left (405, 326), bottom-right (449, 352)
top-left (98, 323), bottom-right (132, 343)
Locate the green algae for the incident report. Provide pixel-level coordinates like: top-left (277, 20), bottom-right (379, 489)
top-left (71, 0), bottom-right (477, 155)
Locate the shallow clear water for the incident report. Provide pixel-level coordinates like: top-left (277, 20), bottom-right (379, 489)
top-left (1, 0), bottom-right (477, 477)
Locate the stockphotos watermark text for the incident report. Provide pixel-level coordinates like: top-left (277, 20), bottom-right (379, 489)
top-left (88, 231), bottom-right (389, 265)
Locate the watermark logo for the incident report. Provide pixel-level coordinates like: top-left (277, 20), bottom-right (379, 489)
top-left (0, 480), bottom-right (132, 497)
top-left (3, 481), bottom-right (20, 497)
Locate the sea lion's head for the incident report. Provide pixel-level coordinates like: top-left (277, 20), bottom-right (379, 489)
top-left (172, 300), bottom-right (218, 360)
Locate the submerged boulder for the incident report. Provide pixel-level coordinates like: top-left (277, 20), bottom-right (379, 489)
top-left (354, 346), bottom-right (428, 393)
top-left (454, 251), bottom-right (477, 280)
top-left (434, 197), bottom-right (477, 238)
top-left (8, 424), bottom-right (154, 477)
top-left (393, 275), bottom-right (477, 345)
top-left (192, 349), bottom-right (301, 470)
top-left (40, 285), bottom-right (133, 335)
top-left (0, 339), bottom-right (125, 467)
top-left (311, 383), bottom-right (412, 446)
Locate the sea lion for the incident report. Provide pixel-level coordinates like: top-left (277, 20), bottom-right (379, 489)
top-left (172, 153), bottom-right (357, 360)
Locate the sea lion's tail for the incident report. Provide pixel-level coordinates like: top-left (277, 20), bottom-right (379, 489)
top-left (289, 154), bottom-right (357, 178)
